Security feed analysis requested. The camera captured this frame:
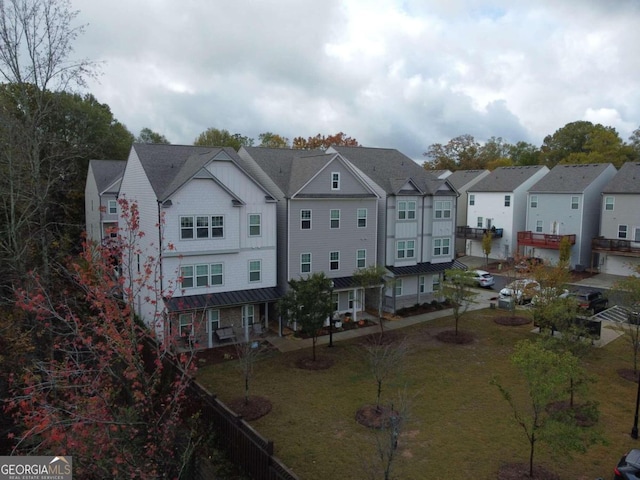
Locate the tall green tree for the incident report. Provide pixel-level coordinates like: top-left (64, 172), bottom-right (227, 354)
top-left (258, 131), bottom-right (289, 148)
top-left (508, 141), bottom-right (541, 166)
top-left (423, 134), bottom-right (481, 171)
top-left (137, 127), bottom-right (170, 144)
top-left (193, 127), bottom-right (253, 150)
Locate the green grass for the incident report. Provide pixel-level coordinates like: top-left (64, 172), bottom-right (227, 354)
top-left (196, 310), bottom-right (637, 480)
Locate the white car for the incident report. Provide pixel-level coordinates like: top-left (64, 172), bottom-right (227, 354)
top-left (499, 279), bottom-right (540, 304)
top-left (531, 287), bottom-right (570, 306)
top-left (471, 270), bottom-right (495, 288)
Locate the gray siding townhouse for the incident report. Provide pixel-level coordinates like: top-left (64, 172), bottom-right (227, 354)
top-left (237, 147), bottom-right (379, 321)
top-left (520, 163), bottom-right (617, 269)
top-left (465, 166), bottom-right (550, 260)
top-left (592, 162), bottom-right (640, 276)
top-left (117, 144), bottom-right (279, 348)
top-left (446, 169), bottom-right (491, 257)
top-left (84, 159), bottom-right (126, 243)
top-left (329, 146), bottom-right (462, 313)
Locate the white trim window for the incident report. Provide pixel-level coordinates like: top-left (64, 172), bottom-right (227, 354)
top-left (397, 201), bottom-right (416, 220)
top-left (571, 196), bottom-right (579, 210)
top-left (619, 225), bottom-right (628, 239)
top-left (504, 195), bottom-right (511, 207)
top-left (469, 194), bottom-right (475, 206)
top-left (530, 195), bottom-right (538, 208)
top-left (396, 240), bottom-right (415, 259)
top-left (249, 214), bottom-right (261, 237)
top-left (180, 266), bottom-right (194, 289)
top-left (330, 251), bottom-right (340, 270)
top-left (536, 220), bottom-right (543, 233)
top-left (210, 263), bottom-right (223, 285)
top-left (249, 260), bottom-right (261, 282)
top-left (419, 276), bottom-right (425, 294)
top-left (435, 200), bottom-right (452, 219)
top-left (211, 215), bottom-right (224, 238)
top-left (433, 238), bottom-right (450, 256)
top-left (356, 249), bottom-right (366, 269)
top-left (108, 200), bottom-right (117, 214)
top-left (433, 274), bottom-right (441, 292)
top-left (330, 209), bottom-right (340, 229)
top-left (242, 305), bottom-right (255, 327)
top-left (348, 290), bottom-right (355, 309)
top-left (301, 253), bottom-right (311, 273)
top-left (331, 172), bottom-right (340, 190)
top-left (178, 313), bottom-right (193, 337)
top-left (605, 196), bottom-right (614, 211)
top-left (394, 278), bottom-right (403, 297)
top-left (301, 209), bottom-right (311, 230)
top-left (357, 208), bottom-right (367, 228)
top-left (477, 216), bottom-right (483, 228)
top-left (207, 309), bottom-right (220, 332)
top-left (180, 216), bottom-right (195, 239)
top-left (181, 215), bottom-right (224, 239)
top-left (181, 263), bottom-right (224, 288)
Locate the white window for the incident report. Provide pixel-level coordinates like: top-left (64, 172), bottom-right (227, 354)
top-left (504, 195), bottom-right (511, 207)
top-left (469, 194), bottom-right (475, 206)
top-left (433, 238), bottom-right (450, 256)
top-left (249, 260), bottom-right (261, 282)
top-left (356, 249), bottom-right (366, 269)
top-left (242, 305), bottom-right (255, 326)
top-left (605, 197), bottom-right (614, 211)
top-left (536, 220), bottom-right (543, 233)
top-left (348, 290), bottom-right (355, 309)
top-left (397, 201), bottom-right (416, 220)
top-left (571, 196), bottom-right (579, 210)
top-left (394, 279), bottom-right (403, 297)
top-left (249, 214), bottom-right (261, 236)
top-left (210, 263), bottom-right (223, 285)
top-left (419, 276), bottom-right (425, 294)
top-left (530, 195), bottom-right (538, 208)
top-left (196, 265), bottom-right (209, 287)
top-left (477, 217), bottom-right (483, 228)
top-left (207, 309), bottom-right (220, 332)
top-left (196, 216), bottom-right (210, 239)
top-left (178, 313), bottom-right (193, 337)
top-left (432, 274), bottom-right (441, 292)
top-left (332, 293), bottom-right (339, 313)
top-left (180, 216), bottom-right (194, 239)
top-left (330, 209), bottom-right (340, 229)
top-left (182, 215), bottom-right (224, 239)
top-left (331, 172), bottom-right (340, 190)
top-left (330, 251), bottom-right (340, 270)
top-left (211, 215), bottom-right (224, 238)
top-left (396, 240), bottom-right (415, 259)
top-left (108, 200), bottom-right (117, 214)
top-left (301, 253), bottom-right (311, 273)
top-left (619, 225), bottom-right (628, 239)
top-left (435, 200), bottom-right (451, 219)
top-left (357, 208), bottom-right (367, 228)
top-left (301, 209), bottom-right (311, 230)
top-left (180, 265), bottom-right (194, 289)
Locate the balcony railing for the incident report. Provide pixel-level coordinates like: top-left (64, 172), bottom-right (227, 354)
top-left (517, 231), bottom-right (576, 249)
top-left (456, 226), bottom-right (503, 239)
top-left (591, 237), bottom-right (640, 256)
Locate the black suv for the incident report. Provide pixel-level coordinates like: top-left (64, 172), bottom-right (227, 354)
top-left (569, 291), bottom-right (608, 314)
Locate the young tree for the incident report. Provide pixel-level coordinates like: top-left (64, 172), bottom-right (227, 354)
top-left (559, 236), bottom-right (572, 266)
top-left (234, 336), bottom-right (264, 406)
top-left (363, 337), bottom-right (408, 412)
top-left (278, 272), bottom-right (333, 361)
top-left (352, 265), bottom-right (387, 334)
top-left (481, 231), bottom-right (492, 266)
top-left (441, 269), bottom-right (477, 336)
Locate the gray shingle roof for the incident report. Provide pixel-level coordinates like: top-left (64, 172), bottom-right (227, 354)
top-left (445, 169), bottom-right (489, 190)
top-left (602, 162), bottom-right (640, 194)
top-left (89, 159), bottom-right (126, 193)
top-left (468, 165), bottom-right (548, 193)
top-left (528, 163), bottom-right (614, 193)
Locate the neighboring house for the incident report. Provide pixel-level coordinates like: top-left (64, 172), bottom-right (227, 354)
top-left (465, 166), bottom-right (550, 261)
top-left (84, 159), bottom-right (126, 243)
top-left (520, 163), bottom-right (617, 269)
top-left (118, 144), bottom-right (279, 348)
top-left (237, 147), bottom-right (379, 321)
top-left (329, 146), bottom-right (463, 313)
top-left (446, 169), bottom-right (491, 257)
top-left (592, 162), bottom-right (640, 276)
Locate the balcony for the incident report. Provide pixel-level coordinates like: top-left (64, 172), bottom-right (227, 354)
top-left (592, 237), bottom-right (640, 256)
top-left (456, 226), bottom-right (503, 240)
top-left (517, 231), bottom-right (576, 249)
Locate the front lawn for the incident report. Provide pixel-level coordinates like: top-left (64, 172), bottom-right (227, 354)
top-left (197, 309), bottom-right (635, 480)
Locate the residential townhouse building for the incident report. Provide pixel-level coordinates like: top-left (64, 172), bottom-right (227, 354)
top-left (329, 146), bottom-right (462, 313)
top-left (237, 147), bottom-right (379, 321)
top-left (84, 159), bottom-right (126, 243)
top-left (118, 144), bottom-right (279, 348)
top-left (465, 166), bottom-right (550, 261)
top-left (446, 169), bottom-right (491, 256)
top-left (592, 162), bottom-right (640, 276)
top-left (519, 163), bottom-right (617, 269)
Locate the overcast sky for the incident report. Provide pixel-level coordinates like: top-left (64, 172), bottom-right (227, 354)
top-left (73, 0), bottom-right (640, 160)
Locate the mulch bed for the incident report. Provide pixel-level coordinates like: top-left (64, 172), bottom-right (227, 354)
top-left (497, 463), bottom-right (559, 480)
top-left (494, 316), bottom-right (531, 326)
top-left (355, 404), bottom-right (399, 429)
top-left (434, 329), bottom-right (475, 344)
top-left (227, 395), bottom-right (272, 421)
top-left (618, 368), bottom-right (640, 382)
top-left (294, 355), bottom-right (334, 370)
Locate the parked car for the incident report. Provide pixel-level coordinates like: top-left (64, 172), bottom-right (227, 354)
top-left (515, 256), bottom-right (544, 272)
top-left (530, 287), bottom-right (570, 306)
top-left (568, 291), bottom-right (608, 314)
top-left (499, 279), bottom-right (540, 304)
top-left (470, 270), bottom-right (495, 288)
top-left (614, 448), bottom-right (640, 479)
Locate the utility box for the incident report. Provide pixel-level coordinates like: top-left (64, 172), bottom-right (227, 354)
top-left (498, 298), bottom-right (513, 310)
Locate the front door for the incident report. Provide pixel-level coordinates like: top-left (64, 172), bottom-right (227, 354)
top-left (207, 309), bottom-right (219, 348)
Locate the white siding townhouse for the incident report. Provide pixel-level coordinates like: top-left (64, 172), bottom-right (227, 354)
top-left (592, 162), bottom-right (640, 276)
top-left (84, 159), bottom-right (126, 243)
top-left (519, 163), bottom-right (617, 269)
top-left (465, 166), bottom-right (550, 261)
top-left (118, 144), bottom-right (279, 348)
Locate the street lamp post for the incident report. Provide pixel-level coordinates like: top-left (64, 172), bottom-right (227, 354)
top-left (632, 371), bottom-right (640, 439)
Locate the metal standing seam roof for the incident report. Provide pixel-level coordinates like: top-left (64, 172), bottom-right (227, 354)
top-left (602, 162), bottom-right (640, 194)
top-left (165, 286), bottom-right (283, 312)
top-left (468, 165), bottom-right (548, 193)
top-left (528, 163), bottom-right (615, 193)
top-left (386, 259), bottom-right (467, 277)
top-left (89, 159), bottom-right (126, 193)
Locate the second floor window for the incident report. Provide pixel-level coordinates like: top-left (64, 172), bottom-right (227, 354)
top-left (433, 238), bottom-right (450, 256)
top-left (605, 197), bottom-right (614, 211)
top-left (181, 263), bottom-right (224, 289)
top-left (249, 260), bottom-right (261, 282)
top-left (181, 215), bottom-right (224, 239)
top-left (571, 196), bottom-right (579, 210)
top-left (108, 200), bottom-right (117, 214)
top-left (435, 200), bottom-right (451, 219)
top-left (530, 195), bottom-right (538, 208)
top-left (504, 195), bottom-right (511, 207)
top-left (619, 225), bottom-right (628, 239)
top-left (397, 201), bottom-right (416, 220)
top-left (249, 214), bottom-right (261, 236)
top-left (357, 208), bottom-right (367, 228)
top-left (301, 253), bottom-right (311, 273)
top-left (330, 209), bottom-right (340, 229)
top-left (396, 240), bottom-right (415, 259)
top-left (330, 251), bottom-right (340, 270)
top-left (356, 249), bottom-right (366, 268)
top-left (301, 210), bottom-right (311, 230)
top-left (331, 172), bottom-right (340, 190)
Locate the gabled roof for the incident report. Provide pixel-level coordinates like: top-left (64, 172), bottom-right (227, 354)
top-left (330, 146), bottom-right (451, 196)
top-left (602, 162), bottom-right (640, 194)
top-left (89, 159), bottom-right (126, 194)
top-left (445, 169), bottom-right (490, 190)
top-left (528, 163), bottom-right (615, 193)
top-left (132, 144), bottom-right (275, 202)
top-left (469, 165), bottom-right (548, 193)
